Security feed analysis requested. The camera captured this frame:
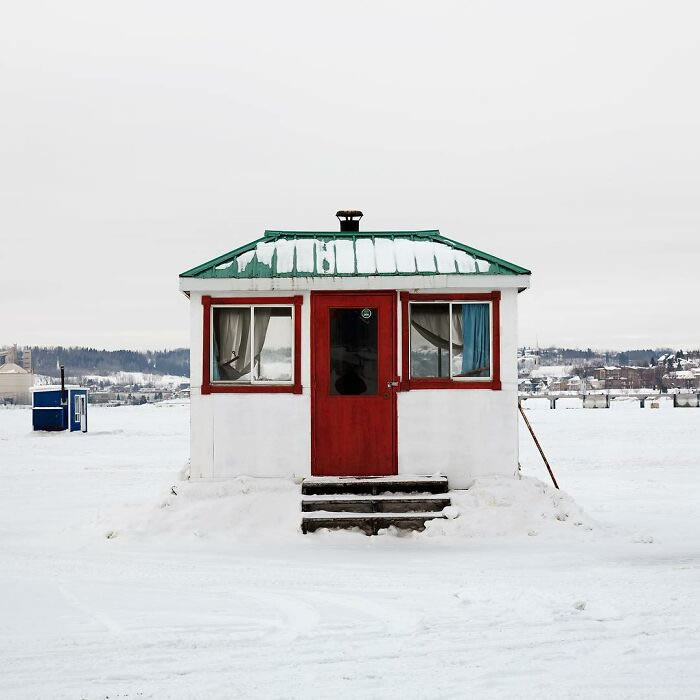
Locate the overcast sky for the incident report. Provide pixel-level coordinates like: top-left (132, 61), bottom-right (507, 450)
top-left (2, 1), bottom-right (698, 351)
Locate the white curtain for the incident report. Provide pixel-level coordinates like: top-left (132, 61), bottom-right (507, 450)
top-left (215, 308), bottom-right (271, 380)
top-left (252, 309), bottom-right (272, 378)
top-left (411, 305), bottom-right (463, 350)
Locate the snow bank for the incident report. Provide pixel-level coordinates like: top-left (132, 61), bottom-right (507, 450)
top-left (420, 476), bottom-right (595, 540)
top-left (107, 474), bottom-right (301, 543)
top-left (109, 473), bottom-right (594, 544)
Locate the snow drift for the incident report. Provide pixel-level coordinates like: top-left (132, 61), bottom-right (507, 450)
top-left (109, 472), bottom-right (594, 543)
top-left (420, 475), bottom-right (595, 540)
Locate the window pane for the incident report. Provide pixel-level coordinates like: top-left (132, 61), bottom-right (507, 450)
top-left (450, 304), bottom-right (463, 376)
top-left (329, 308), bottom-right (378, 395)
top-left (410, 303), bottom-right (449, 378)
top-left (453, 303), bottom-right (490, 378)
top-left (212, 307), bottom-right (251, 382)
top-left (254, 308), bottom-right (293, 382)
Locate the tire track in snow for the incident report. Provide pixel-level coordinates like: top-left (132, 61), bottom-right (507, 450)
top-left (58, 584), bottom-right (125, 635)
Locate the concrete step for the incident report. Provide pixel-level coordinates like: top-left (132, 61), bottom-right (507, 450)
top-left (301, 511), bottom-right (447, 535)
top-left (302, 493), bottom-right (451, 513)
top-left (301, 475), bottom-right (449, 496)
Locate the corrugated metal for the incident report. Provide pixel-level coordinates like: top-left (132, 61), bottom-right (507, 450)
top-left (181, 230), bottom-right (530, 279)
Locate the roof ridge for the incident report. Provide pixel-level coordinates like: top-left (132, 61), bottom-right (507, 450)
top-left (263, 230), bottom-right (438, 238)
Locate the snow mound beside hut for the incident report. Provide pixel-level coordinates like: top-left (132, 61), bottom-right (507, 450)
top-left (419, 475), bottom-right (596, 540)
top-left (105, 474), bottom-right (301, 543)
top-left (107, 472), bottom-right (594, 543)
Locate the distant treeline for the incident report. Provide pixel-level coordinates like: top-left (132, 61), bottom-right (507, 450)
top-left (31, 346), bottom-right (189, 377)
top-left (521, 347), bottom-right (688, 366)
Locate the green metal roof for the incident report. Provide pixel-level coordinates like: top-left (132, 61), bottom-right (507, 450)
top-left (180, 230), bottom-right (531, 279)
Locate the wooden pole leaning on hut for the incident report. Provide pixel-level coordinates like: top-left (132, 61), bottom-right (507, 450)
top-left (518, 403), bottom-right (559, 489)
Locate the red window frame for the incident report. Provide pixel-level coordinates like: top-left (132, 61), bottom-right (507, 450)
top-left (201, 295), bottom-right (303, 394)
top-left (400, 291), bottom-right (501, 391)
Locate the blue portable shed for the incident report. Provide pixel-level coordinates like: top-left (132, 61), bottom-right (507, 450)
top-left (31, 386), bottom-right (88, 432)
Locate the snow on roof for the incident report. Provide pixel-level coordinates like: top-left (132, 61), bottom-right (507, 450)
top-left (0, 362), bottom-right (28, 374)
top-left (181, 230), bottom-right (531, 279)
top-left (31, 385), bottom-right (86, 392)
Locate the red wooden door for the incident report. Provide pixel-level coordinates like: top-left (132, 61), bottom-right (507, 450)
top-left (311, 292), bottom-right (398, 476)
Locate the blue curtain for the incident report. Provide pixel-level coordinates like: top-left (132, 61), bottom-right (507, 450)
top-left (462, 303), bottom-right (490, 376)
top-left (212, 333), bottom-right (221, 380)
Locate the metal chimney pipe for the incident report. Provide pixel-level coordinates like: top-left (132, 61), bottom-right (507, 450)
top-left (60, 365), bottom-right (67, 405)
top-left (336, 210), bottom-right (363, 232)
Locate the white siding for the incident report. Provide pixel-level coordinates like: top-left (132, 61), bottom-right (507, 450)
top-left (188, 287), bottom-right (520, 485)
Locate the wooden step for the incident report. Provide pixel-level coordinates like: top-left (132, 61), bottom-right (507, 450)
top-left (302, 493), bottom-right (451, 513)
top-left (301, 511), bottom-right (446, 535)
top-left (301, 475), bottom-right (449, 496)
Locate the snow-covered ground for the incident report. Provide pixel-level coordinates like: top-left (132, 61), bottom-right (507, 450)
top-left (1, 402), bottom-right (699, 698)
top-left (34, 371), bottom-right (189, 388)
top-left (79, 371), bottom-right (190, 388)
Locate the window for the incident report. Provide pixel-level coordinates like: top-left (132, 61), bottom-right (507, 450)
top-left (329, 307), bottom-right (378, 395)
top-left (74, 395), bottom-right (85, 422)
top-left (400, 292), bottom-right (501, 390)
top-left (410, 302), bottom-right (491, 380)
top-left (202, 296), bottom-right (303, 394)
top-left (212, 306), bottom-right (293, 384)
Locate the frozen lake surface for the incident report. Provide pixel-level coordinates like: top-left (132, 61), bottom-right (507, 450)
top-left (0, 402), bottom-right (698, 698)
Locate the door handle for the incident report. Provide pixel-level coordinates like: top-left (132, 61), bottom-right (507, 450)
top-left (386, 380), bottom-right (400, 388)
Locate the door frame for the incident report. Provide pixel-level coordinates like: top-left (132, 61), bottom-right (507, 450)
top-left (310, 290), bottom-right (399, 476)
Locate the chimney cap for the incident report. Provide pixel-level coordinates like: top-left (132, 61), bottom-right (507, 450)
top-left (336, 210), bottom-right (363, 232)
top-left (335, 210), bottom-right (363, 220)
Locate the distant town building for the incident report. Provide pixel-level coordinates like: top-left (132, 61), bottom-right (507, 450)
top-left (0, 362), bottom-right (34, 404)
top-left (0, 345), bottom-right (32, 373)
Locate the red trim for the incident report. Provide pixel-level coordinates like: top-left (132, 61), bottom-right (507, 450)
top-left (207, 296), bottom-right (300, 305)
top-left (492, 291), bottom-right (501, 390)
top-left (405, 292), bottom-right (496, 302)
top-left (310, 294), bottom-right (317, 466)
top-left (309, 290), bottom-right (397, 297)
top-left (293, 296), bottom-right (302, 394)
top-left (400, 292), bottom-right (410, 391)
top-left (400, 291), bottom-right (502, 391)
top-left (201, 295), bottom-right (303, 395)
top-left (202, 296), bottom-right (212, 394)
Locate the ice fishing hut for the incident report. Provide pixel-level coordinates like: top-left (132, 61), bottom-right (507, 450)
top-left (180, 211), bottom-right (530, 489)
top-left (31, 371), bottom-right (88, 433)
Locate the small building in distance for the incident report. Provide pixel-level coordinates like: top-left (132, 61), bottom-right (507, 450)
top-left (0, 362), bottom-right (34, 405)
top-left (31, 386), bottom-right (88, 432)
top-left (0, 345), bottom-right (32, 373)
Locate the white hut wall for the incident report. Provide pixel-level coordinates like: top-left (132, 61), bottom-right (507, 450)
top-left (189, 287), bottom-right (519, 483)
top-left (188, 290), bottom-right (312, 480)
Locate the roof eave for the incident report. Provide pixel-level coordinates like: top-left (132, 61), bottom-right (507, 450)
top-left (179, 235), bottom-right (266, 278)
top-left (179, 273), bottom-right (531, 294)
top-left (433, 233), bottom-right (531, 275)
